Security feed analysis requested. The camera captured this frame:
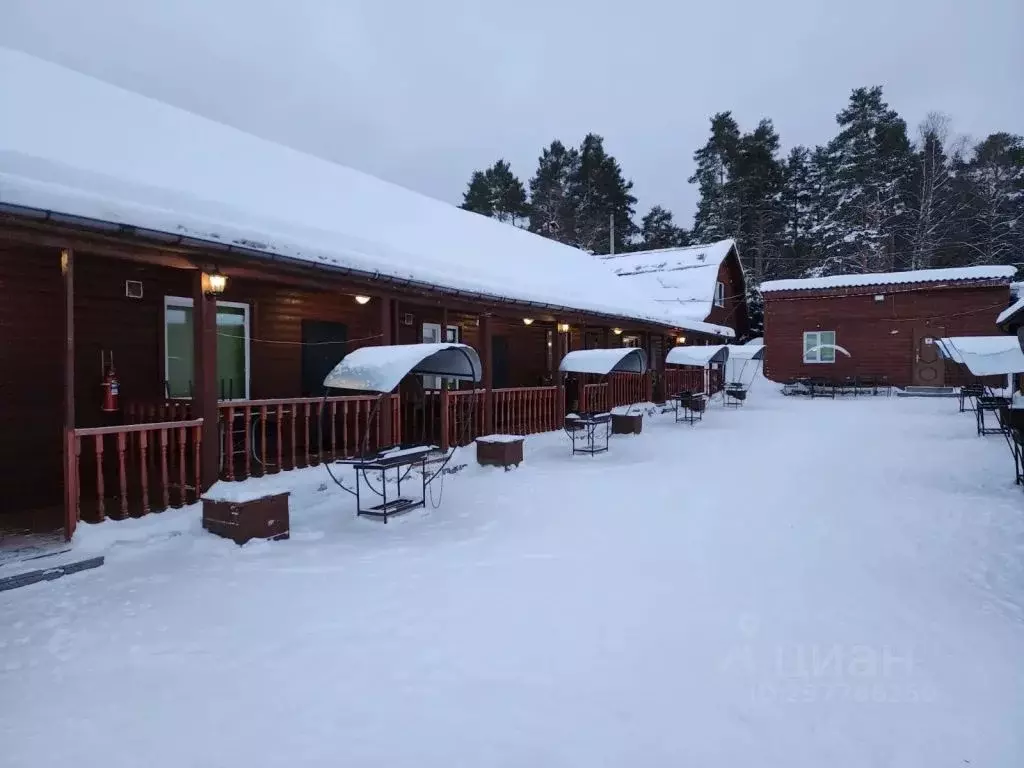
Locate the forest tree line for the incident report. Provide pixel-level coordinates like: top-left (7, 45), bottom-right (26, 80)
top-left (459, 86), bottom-right (1024, 289)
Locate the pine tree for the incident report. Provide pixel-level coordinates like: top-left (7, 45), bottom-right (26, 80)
top-left (637, 205), bottom-right (690, 250)
top-left (461, 170), bottom-right (493, 216)
top-left (689, 112), bottom-right (742, 243)
top-left (568, 133), bottom-right (638, 254)
top-left (903, 113), bottom-right (962, 269)
top-left (732, 119), bottom-right (786, 282)
top-left (815, 86), bottom-right (914, 275)
top-left (528, 140), bottom-right (580, 243)
top-left (778, 146), bottom-right (818, 278)
top-left (459, 160), bottom-right (529, 225)
top-left (954, 132), bottom-right (1024, 265)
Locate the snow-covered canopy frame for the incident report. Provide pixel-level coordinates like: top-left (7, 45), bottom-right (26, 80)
top-left (936, 337), bottom-right (1024, 378)
top-left (724, 343), bottom-right (765, 389)
top-left (665, 345), bottom-right (729, 367)
top-left (558, 348), bottom-right (649, 376)
top-left (323, 343), bottom-right (482, 393)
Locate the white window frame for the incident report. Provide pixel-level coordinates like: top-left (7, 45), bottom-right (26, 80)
top-left (714, 281), bottom-right (726, 307)
top-left (421, 322), bottom-right (460, 390)
top-left (803, 330), bottom-right (836, 364)
top-left (164, 296), bottom-right (251, 400)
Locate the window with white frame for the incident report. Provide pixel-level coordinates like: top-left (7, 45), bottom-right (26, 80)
top-left (714, 281), bottom-right (726, 307)
top-left (421, 322), bottom-right (460, 389)
top-left (803, 330), bottom-right (836, 364)
top-left (165, 297), bottom-right (251, 399)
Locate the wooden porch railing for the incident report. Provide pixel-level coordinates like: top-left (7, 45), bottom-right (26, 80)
top-left (445, 389), bottom-right (487, 447)
top-left (492, 386), bottom-right (560, 436)
top-left (72, 419), bottom-right (204, 521)
top-left (219, 395), bottom-right (400, 481)
top-left (607, 373), bottom-right (650, 409)
top-left (662, 368), bottom-right (726, 396)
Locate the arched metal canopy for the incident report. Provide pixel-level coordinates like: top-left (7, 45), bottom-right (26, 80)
top-left (665, 344), bottom-right (730, 367)
top-left (558, 347), bottom-right (649, 375)
top-left (936, 336), bottom-right (1024, 376)
top-left (724, 343), bottom-right (765, 361)
top-left (323, 343), bottom-right (482, 393)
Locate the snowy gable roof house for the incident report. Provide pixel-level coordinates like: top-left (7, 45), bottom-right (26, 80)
top-left (600, 239), bottom-right (747, 341)
top-left (761, 266), bottom-right (1016, 388)
top-left (0, 48), bottom-right (724, 541)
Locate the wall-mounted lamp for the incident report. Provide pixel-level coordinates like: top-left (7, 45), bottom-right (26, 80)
top-left (557, 323), bottom-right (570, 333)
top-left (203, 270), bottom-right (227, 296)
top-left (612, 328), bottom-right (623, 335)
top-left (354, 295), bottom-right (371, 305)
top-left (522, 317), bottom-right (534, 326)
top-left (676, 335), bottom-right (687, 344)
top-left (873, 294), bottom-right (885, 303)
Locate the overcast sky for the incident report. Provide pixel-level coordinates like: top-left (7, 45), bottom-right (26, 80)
top-left (3, 0), bottom-right (1022, 228)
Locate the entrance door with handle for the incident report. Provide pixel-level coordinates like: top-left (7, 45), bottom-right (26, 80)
top-left (913, 326), bottom-right (945, 386)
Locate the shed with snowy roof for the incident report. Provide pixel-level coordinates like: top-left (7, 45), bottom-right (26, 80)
top-left (760, 266), bottom-right (1016, 387)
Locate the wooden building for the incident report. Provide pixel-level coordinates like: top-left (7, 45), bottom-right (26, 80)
top-left (761, 266), bottom-right (1016, 387)
top-left (600, 239), bottom-right (747, 341)
top-left (0, 49), bottom-right (741, 541)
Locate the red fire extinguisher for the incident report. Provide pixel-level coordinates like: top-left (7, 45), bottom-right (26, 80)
top-left (101, 350), bottom-right (120, 413)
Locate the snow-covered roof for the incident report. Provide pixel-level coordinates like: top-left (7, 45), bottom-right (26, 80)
top-left (936, 336), bottom-right (1024, 376)
top-left (665, 345), bottom-right (729, 367)
top-left (558, 348), bottom-right (648, 375)
top-left (0, 48), bottom-right (693, 331)
top-left (600, 240), bottom-right (737, 331)
top-left (323, 343), bottom-right (482, 393)
top-left (997, 296), bottom-right (1024, 326)
top-left (724, 344), bottom-right (765, 361)
top-left (761, 266), bottom-right (1015, 293)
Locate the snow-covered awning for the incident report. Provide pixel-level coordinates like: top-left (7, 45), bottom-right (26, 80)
top-left (724, 343), bottom-right (764, 361)
top-left (935, 336), bottom-right (1024, 377)
top-left (665, 345), bottom-right (729, 367)
top-left (323, 343), bottom-right (482, 393)
top-left (558, 348), bottom-right (649, 375)
top-left (996, 296), bottom-right (1024, 326)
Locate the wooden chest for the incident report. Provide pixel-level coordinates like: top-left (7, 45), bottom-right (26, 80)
top-left (475, 436), bottom-right (524, 469)
top-left (202, 492), bottom-right (290, 545)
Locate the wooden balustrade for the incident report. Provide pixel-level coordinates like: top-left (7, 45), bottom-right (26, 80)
top-left (663, 368), bottom-right (710, 396)
top-left (72, 419), bottom-right (204, 521)
top-left (125, 401), bottom-right (193, 424)
top-left (607, 373), bottom-right (649, 409)
top-left (218, 395), bottom-right (400, 481)
top-left (581, 382), bottom-right (609, 414)
top-left (492, 386), bottom-right (560, 436)
top-left (446, 389), bottom-right (486, 447)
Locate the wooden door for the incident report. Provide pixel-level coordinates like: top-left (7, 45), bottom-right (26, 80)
top-left (301, 320), bottom-right (347, 396)
top-left (493, 335), bottom-right (510, 388)
top-left (913, 326), bottom-right (945, 386)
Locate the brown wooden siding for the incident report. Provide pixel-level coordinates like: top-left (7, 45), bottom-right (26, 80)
top-left (705, 252), bottom-right (747, 336)
top-left (763, 283), bottom-right (1011, 386)
top-left (0, 242), bottom-right (64, 518)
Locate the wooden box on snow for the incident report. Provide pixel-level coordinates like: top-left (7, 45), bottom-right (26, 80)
top-left (202, 492), bottom-right (291, 545)
top-left (476, 435), bottom-right (524, 468)
top-left (611, 413), bottom-right (643, 435)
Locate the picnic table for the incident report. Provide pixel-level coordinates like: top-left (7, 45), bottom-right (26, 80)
top-left (564, 412), bottom-right (612, 455)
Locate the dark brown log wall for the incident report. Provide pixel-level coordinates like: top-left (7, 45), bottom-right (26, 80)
top-left (0, 242), bottom-right (64, 518)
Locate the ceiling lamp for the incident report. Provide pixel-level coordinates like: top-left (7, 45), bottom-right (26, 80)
top-left (522, 317), bottom-right (534, 326)
top-left (203, 270), bottom-right (227, 296)
top-left (354, 295), bottom-right (371, 305)
top-left (612, 328), bottom-right (623, 335)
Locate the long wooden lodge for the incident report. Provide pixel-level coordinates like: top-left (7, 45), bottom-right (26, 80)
top-left (0, 49), bottom-right (747, 540)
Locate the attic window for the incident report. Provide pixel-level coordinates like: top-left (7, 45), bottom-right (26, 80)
top-left (714, 281), bottom-right (726, 307)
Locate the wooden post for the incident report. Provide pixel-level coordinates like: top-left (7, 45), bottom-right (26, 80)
top-left (440, 379), bottom-right (450, 451)
top-left (482, 314), bottom-right (494, 434)
top-left (378, 296), bottom-right (393, 445)
top-left (193, 271), bottom-right (219, 490)
top-left (61, 247), bottom-right (77, 541)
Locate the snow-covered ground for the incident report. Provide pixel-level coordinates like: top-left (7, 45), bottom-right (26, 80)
top-left (3, 382), bottom-right (1024, 766)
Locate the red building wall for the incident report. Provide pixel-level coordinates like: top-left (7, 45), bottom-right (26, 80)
top-left (705, 253), bottom-right (748, 337)
top-left (763, 281), bottom-right (1011, 386)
